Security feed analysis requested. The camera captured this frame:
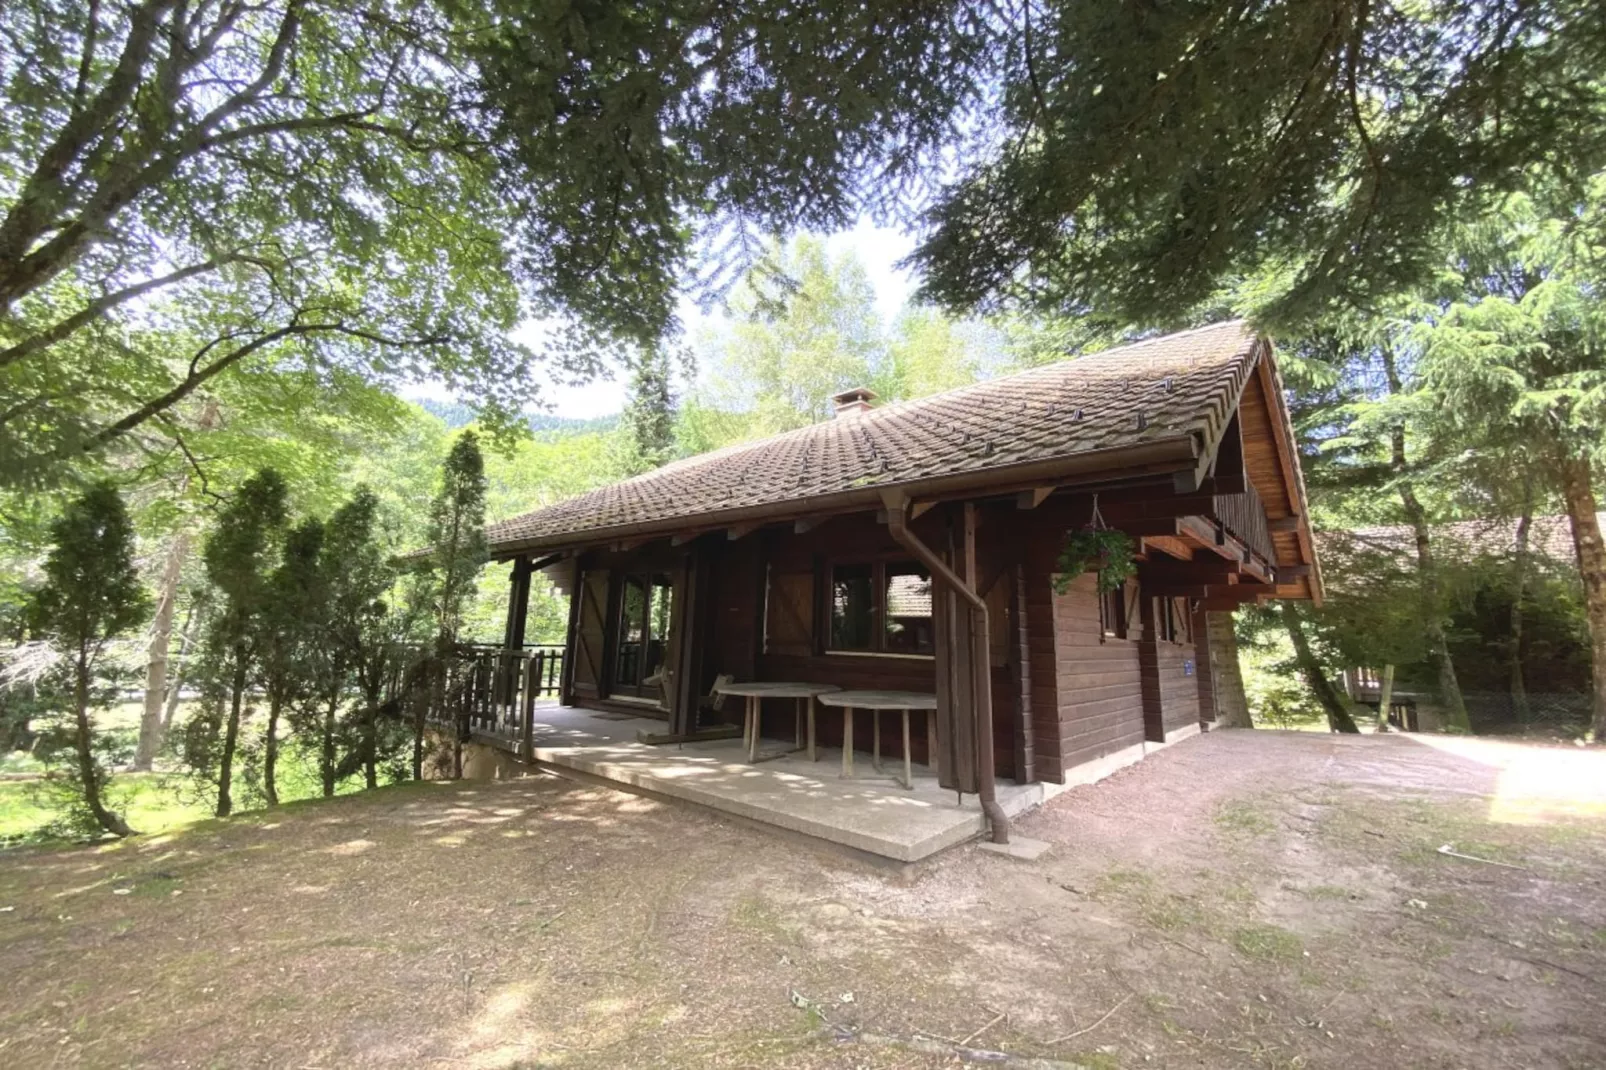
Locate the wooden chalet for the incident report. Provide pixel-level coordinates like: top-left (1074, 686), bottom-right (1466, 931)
top-left (478, 321), bottom-right (1319, 852)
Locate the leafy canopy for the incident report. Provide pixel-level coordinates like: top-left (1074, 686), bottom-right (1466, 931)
top-left (911, 0), bottom-right (1606, 329)
top-left (0, 0), bottom-right (992, 484)
top-left (426, 433), bottom-right (488, 646)
top-left (29, 481), bottom-right (151, 651)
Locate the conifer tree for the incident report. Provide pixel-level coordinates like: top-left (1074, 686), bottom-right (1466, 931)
top-left (28, 482), bottom-right (151, 837)
top-left (257, 519), bottom-right (326, 806)
top-left (196, 469), bottom-right (288, 817)
top-left (322, 487), bottom-right (400, 790)
top-left (621, 349), bottom-right (678, 474)
top-left (417, 433), bottom-right (488, 779)
top-left (1419, 192), bottom-right (1606, 741)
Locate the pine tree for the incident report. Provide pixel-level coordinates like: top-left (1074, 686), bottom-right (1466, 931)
top-left (912, 1), bottom-right (1606, 329)
top-left (197, 469), bottom-right (288, 817)
top-left (257, 519), bottom-right (326, 806)
top-left (28, 482), bottom-right (151, 836)
top-left (418, 434), bottom-right (489, 779)
top-left (323, 487), bottom-right (401, 790)
top-left (1419, 192), bottom-right (1606, 741)
top-left (621, 349), bottom-right (678, 474)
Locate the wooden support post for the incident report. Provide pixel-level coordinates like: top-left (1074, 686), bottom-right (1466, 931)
top-left (520, 654), bottom-right (537, 762)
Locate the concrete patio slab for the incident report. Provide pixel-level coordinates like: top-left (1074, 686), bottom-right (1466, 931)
top-left (517, 705), bottom-right (1043, 862)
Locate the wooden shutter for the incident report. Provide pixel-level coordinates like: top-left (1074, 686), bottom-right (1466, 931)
top-left (571, 569), bottom-right (609, 694)
top-left (764, 565), bottom-right (814, 657)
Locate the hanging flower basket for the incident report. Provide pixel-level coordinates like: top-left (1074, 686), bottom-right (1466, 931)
top-left (1052, 526), bottom-right (1137, 596)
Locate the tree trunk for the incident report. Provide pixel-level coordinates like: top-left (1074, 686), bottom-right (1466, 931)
top-left (1509, 505), bottom-right (1533, 724)
top-left (1280, 602), bottom-right (1360, 733)
top-left (1558, 454), bottom-right (1606, 743)
top-left (1381, 341), bottom-right (1469, 732)
top-left (1205, 610), bottom-right (1253, 727)
top-left (162, 601), bottom-right (198, 729)
top-left (320, 694), bottom-right (337, 797)
top-left (1375, 664), bottom-right (1396, 732)
top-left (263, 693), bottom-right (281, 807)
top-left (411, 666), bottom-right (427, 781)
top-left (363, 683), bottom-right (380, 790)
top-left (216, 659), bottom-right (246, 817)
top-left (135, 530), bottom-right (190, 770)
top-left (74, 653), bottom-right (132, 837)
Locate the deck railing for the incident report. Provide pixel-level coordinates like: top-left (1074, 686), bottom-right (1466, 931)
top-left (393, 643), bottom-right (566, 758)
top-left (1212, 483), bottom-right (1276, 564)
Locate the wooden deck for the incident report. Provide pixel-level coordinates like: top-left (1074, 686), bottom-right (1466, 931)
top-left (466, 703), bottom-right (1045, 862)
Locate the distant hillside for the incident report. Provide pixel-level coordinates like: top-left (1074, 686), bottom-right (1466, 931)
top-left (417, 399), bottom-right (619, 436)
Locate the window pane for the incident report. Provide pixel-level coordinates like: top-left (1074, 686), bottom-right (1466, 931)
top-left (830, 563), bottom-right (874, 650)
top-left (884, 562), bottom-right (934, 655)
top-left (645, 575), bottom-right (673, 678)
top-left (617, 575), bottom-right (647, 684)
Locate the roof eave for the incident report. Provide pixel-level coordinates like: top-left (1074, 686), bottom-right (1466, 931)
top-left (487, 434), bottom-right (1202, 559)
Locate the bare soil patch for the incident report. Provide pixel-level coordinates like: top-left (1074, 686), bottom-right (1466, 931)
top-left (1, 730), bottom-right (1602, 1069)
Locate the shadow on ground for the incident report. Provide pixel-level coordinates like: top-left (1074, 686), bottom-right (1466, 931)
top-left (0, 730), bottom-right (1602, 1069)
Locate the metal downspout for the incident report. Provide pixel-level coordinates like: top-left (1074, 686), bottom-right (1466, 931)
top-left (883, 494), bottom-right (1011, 845)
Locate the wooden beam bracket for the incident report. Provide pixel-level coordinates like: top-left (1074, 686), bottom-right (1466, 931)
top-left (1015, 486), bottom-right (1055, 510)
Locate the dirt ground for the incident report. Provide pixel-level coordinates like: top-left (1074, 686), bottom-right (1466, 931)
top-left (1, 730), bottom-right (1603, 1070)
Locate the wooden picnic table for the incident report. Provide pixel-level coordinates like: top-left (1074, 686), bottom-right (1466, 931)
top-left (816, 689), bottom-right (937, 789)
top-left (713, 681), bottom-right (841, 763)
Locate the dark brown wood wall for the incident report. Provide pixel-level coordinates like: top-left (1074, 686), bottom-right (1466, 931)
top-left (700, 512), bottom-right (948, 759)
top-left (1138, 594), bottom-right (1203, 739)
top-left (1053, 573), bottom-right (1149, 772)
top-left (1191, 606), bottom-right (1217, 726)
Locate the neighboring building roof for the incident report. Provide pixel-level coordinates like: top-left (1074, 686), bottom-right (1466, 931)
top-left (1321, 514), bottom-right (1600, 567)
top-left (487, 321), bottom-right (1262, 553)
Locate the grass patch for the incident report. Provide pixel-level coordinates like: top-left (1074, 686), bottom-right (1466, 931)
top-left (1214, 798), bottom-right (1276, 838)
top-left (1299, 884), bottom-right (1359, 901)
top-left (1231, 924), bottom-right (1303, 962)
top-left (0, 774), bottom-right (210, 847)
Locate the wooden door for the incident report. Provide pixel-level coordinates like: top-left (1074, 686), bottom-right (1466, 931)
top-left (571, 569), bottom-right (609, 696)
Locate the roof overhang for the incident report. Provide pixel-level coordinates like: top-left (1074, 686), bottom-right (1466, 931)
top-left (488, 434), bottom-right (1202, 560)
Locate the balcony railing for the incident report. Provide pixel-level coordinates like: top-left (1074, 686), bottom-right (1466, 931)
top-left (395, 643), bottom-right (566, 758)
top-left (1212, 483), bottom-right (1276, 564)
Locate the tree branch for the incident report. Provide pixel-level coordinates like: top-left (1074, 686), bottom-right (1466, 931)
top-left (79, 319), bottom-right (452, 455)
top-left (0, 256), bottom-right (249, 369)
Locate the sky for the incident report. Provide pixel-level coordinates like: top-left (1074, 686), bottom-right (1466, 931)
top-left (498, 221), bottom-right (919, 420)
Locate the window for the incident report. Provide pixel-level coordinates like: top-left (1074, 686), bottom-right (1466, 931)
top-left (826, 559), bottom-right (935, 656)
top-left (1099, 581), bottom-right (1127, 640)
top-left (830, 563), bottom-right (875, 650)
top-left (883, 563), bottom-right (934, 655)
top-left (1154, 596), bottom-right (1190, 645)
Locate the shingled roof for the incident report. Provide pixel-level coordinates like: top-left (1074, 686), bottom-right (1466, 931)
top-left (487, 320), bottom-right (1264, 554)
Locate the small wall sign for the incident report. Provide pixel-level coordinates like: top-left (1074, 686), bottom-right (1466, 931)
top-left (1183, 659), bottom-right (1195, 677)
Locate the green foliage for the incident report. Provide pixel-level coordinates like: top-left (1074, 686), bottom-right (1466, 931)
top-left (620, 348), bottom-right (679, 475)
top-left (188, 468), bottom-right (290, 815)
top-left (701, 236), bottom-right (886, 433)
top-left (912, 0), bottom-right (1606, 330)
top-left (0, 0), bottom-right (995, 485)
top-left (1052, 528), bottom-right (1137, 596)
top-left (685, 237), bottom-right (1001, 452)
top-left (202, 470), bottom-right (291, 661)
top-left (426, 433), bottom-right (489, 646)
top-left (29, 482), bottom-right (151, 651)
top-left (25, 481), bottom-right (150, 835)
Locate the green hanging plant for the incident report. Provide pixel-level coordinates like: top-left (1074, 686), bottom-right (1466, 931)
top-left (1052, 526), bottom-right (1137, 596)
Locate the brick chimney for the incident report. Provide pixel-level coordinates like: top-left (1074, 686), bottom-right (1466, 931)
top-left (830, 386), bottom-right (877, 417)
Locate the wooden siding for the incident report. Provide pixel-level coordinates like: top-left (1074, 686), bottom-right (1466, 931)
top-left (1049, 572), bottom-right (1148, 776)
top-left (1138, 593), bottom-right (1202, 739)
top-left (1191, 606), bottom-right (1217, 725)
